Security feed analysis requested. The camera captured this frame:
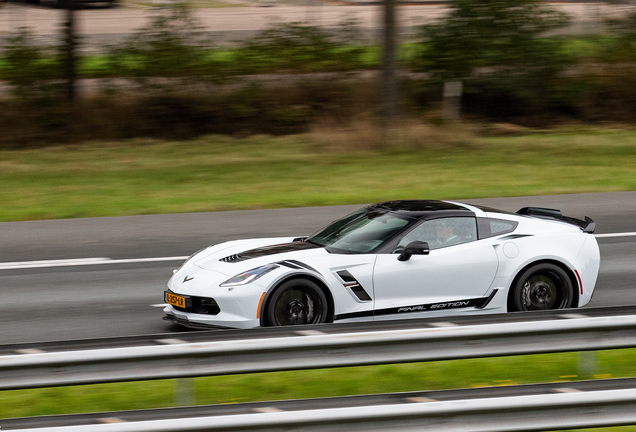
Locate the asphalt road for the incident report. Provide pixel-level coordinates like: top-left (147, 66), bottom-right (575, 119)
top-left (0, 192), bottom-right (635, 344)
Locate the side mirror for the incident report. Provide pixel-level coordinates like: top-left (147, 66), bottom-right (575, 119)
top-left (397, 241), bottom-right (430, 261)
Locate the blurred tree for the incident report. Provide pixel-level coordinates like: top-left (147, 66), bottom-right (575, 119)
top-left (604, 9), bottom-right (636, 62)
top-left (1, 28), bottom-right (61, 99)
top-left (418, 0), bottom-right (571, 80)
top-left (415, 0), bottom-right (573, 119)
top-left (59, 0), bottom-right (77, 101)
top-left (109, 5), bottom-right (213, 86)
top-left (383, 0), bottom-right (397, 126)
top-left (234, 22), bottom-right (367, 74)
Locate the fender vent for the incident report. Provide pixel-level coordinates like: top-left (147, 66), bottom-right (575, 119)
top-left (336, 270), bottom-right (372, 302)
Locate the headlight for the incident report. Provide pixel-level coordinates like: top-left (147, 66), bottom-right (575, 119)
top-left (220, 264), bottom-right (280, 287)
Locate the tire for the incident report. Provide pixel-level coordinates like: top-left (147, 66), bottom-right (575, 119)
top-left (509, 263), bottom-right (574, 312)
top-left (266, 279), bottom-right (328, 326)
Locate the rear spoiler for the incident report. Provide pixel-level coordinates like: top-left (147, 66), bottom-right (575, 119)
top-left (516, 207), bottom-right (595, 234)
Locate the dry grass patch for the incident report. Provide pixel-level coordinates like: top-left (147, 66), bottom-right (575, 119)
top-left (309, 118), bottom-right (480, 153)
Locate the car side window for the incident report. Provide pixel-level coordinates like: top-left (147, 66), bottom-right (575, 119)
top-left (328, 214), bottom-right (410, 253)
top-left (395, 217), bottom-right (477, 252)
top-left (477, 218), bottom-right (519, 239)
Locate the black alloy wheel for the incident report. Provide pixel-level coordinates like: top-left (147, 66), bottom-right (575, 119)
top-left (509, 263), bottom-right (574, 312)
top-left (266, 279), bottom-right (328, 326)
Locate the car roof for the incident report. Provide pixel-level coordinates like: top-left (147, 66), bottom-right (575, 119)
top-left (369, 200), bottom-right (475, 219)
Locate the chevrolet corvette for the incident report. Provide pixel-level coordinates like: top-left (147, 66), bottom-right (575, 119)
top-left (163, 200), bottom-right (599, 329)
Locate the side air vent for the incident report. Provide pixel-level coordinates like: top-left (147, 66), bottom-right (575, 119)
top-left (336, 270), bottom-right (372, 302)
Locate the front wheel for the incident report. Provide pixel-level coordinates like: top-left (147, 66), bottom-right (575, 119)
top-left (509, 263), bottom-right (574, 312)
top-left (266, 279), bottom-right (328, 326)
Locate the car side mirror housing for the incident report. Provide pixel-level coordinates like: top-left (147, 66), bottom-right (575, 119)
top-left (397, 241), bottom-right (430, 261)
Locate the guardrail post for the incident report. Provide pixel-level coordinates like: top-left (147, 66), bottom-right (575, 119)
top-left (443, 81), bottom-right (462, 120)
top-left (175, 378), bottom-right (194, 406)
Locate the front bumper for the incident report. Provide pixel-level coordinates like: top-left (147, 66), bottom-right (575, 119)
top-left (162, 313), bottom-right (234, 330)
top-left (166, 265), bottom-right (267, 329)
top-left (163, 304), bottom-right (260, 329)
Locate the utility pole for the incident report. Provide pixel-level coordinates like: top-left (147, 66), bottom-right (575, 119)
top-left (61, 0), bottom-right (76, 102)
top-left (382, 0), bottom-right (397, 128)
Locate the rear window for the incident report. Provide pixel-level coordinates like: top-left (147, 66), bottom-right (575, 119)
top-left (478, 218), bottom-right (518, 239)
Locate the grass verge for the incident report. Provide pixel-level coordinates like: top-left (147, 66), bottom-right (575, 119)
top-left (0, 124), bottom-right (635, 222)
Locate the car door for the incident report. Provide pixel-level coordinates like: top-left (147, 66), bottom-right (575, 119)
top-left (372, 217), bottom-right (499, 319)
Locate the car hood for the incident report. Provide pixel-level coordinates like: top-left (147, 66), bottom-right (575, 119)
top-left (192, 237), bottom-right (329, 275)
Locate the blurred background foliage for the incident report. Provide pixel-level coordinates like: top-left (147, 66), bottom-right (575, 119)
top-left (1, 28), bottom-right (63, 99)
top-left (107, 5), bottom-right (215, 83)
top-left (415, 0), bottom-right (575, 121)
top-left (1, 0), bottom-right (636, 145)
top-left (234, 21), bottom-right (371, 73)
top-left (416, 0), bottom-right (571, 80)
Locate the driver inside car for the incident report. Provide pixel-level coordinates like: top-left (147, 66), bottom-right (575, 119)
top-left (435, 220), bottom-right (459, 246)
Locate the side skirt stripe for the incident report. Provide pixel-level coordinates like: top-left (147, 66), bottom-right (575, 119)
top-left (334, 295), bottom-right (492, 321)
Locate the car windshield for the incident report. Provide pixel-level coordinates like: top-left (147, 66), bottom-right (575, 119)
top-left (306, 208), bottom-right (411, 253)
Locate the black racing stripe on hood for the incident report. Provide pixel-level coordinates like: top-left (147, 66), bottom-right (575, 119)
top-left (220, 242), bottom-right (321, 263)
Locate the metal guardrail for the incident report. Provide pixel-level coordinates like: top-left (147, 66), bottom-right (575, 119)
top-left (3, 305), bottom-right (636, 356)
top-left (3, 377), bottom-right (636, 430)
top-left (2, 314), bottom-right (636, 390)
top-left (4, 313), bottom-right (636, 431)
top-left (8, 386), bottom-right (636, 431)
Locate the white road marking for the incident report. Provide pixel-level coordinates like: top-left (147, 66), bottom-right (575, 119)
top-left (0, 256), bottom-right (188, 270)
top-left (429, 322), bottom-right (458, 328)
top-left (296, 330), bottom-right (327, 336)
top-left (407, 397), bottom-right (437, 403)
top-left (253, 407), bottom-right (284, 413)
top-left (0, 230), bottom-right (633, 271)
top-left (15, 348), bottom-right (45, 354)
top-left (97, 418), bottom-right (127, 424)
top-left (552, 388), bottom-right (582, 393)
top-left (0, 258), bottom-right (111, 269)
top-left (156, 338), bottom-right (187, 345)
top-left (595, 232), bottom-right (636, 238)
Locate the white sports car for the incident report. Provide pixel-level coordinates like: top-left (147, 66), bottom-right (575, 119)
top-left (163, 201), bottom-right (600, 329)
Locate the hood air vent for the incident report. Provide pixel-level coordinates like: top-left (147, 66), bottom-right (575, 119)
top-left (220, 241), bottom-right (321, 264)
top-left (220, 254), bottom-right (243, 263)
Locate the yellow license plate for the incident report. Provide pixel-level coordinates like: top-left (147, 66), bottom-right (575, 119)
top-left (165, 291), bottom-right (187, 308)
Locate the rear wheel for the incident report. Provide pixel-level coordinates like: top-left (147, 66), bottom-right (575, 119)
top-left (266, 279), bottom-right (328, 326)
top-left (509, 263), bottom-right (574, 312)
